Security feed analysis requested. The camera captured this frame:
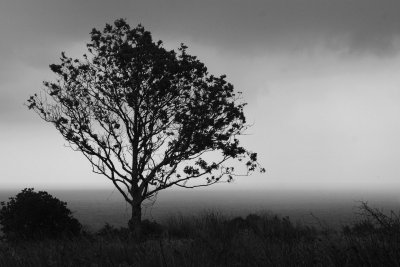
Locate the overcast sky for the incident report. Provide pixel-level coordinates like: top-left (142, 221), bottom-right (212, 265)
top-left (1, 0), bottom-right (400, 193)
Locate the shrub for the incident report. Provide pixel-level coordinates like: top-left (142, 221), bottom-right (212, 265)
top-left (0, 188), bottom-right (82, 240)
top-left (96, 223), bottom-right (131, 241)
top-left (96, 220), bottom-right (163, 241)
top-left (163, 215), bottom-right (195, 239)
top-left (141, 219), bottom-right (163, 238)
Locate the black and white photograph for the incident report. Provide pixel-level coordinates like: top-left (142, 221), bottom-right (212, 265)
top-left (1, 0), bottom-right (400, 266)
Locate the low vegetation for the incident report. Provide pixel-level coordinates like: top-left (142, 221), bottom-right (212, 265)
top-left (0, 198), bottom-right (400, 266)
top-left (0, 188), bottom-right (81, 241)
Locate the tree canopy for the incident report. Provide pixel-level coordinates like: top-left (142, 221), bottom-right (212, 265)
top-left (27, 19), bottom-right (264, 230)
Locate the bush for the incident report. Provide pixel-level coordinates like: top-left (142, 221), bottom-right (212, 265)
top-left (0, 188), bottom-right (82, 241)
top-left (141, 219), bottom-right (163, 238)
top-left (96, 220), bottom-right (163, 241)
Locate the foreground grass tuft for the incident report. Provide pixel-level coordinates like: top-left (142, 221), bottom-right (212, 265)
top-left (1, 202), bottom-right (400, 266)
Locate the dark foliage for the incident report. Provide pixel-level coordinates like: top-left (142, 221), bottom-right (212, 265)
top-left (0, 188), bottom-right (81, 241)
top-left (96, 223), bottom-right (131, 241)
top-left (96, 219), bottom-right (163, 240)
top-left (140, 219), bottom-right (163, 238)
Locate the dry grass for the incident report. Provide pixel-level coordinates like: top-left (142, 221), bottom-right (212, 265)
top-left (0, 202), bottom-right (399, 266)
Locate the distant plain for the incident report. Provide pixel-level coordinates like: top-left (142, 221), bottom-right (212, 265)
top-left (1, 187), bottom-right (399, 231)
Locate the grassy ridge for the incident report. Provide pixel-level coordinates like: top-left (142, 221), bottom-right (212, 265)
top-left (0, 203), bottom-right (399, 266)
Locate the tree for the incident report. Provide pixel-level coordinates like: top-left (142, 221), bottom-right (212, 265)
top-left (27, 19), bottom-right (264, 234)
top-left (0, 188), bottom-right (82, 240)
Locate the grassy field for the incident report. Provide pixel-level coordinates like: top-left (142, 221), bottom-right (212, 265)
top-left (0, 202), bottom-right (400, 266)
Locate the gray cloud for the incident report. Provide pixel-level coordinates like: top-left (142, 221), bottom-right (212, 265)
top-left (1, 0), bottom-right (400, 122)
top-left (133, 0), bottom-right (400, 56)
top-left (2, 0), bottom-right (400, 61)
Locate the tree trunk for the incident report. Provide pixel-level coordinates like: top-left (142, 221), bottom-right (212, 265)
top-left (128, 200), bottom-right (142, 239)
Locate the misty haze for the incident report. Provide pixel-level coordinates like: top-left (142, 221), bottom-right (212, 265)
top-left (2, 188), bottom-right (399, 231)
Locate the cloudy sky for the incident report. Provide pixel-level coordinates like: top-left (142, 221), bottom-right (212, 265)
top-left (1, 0), bottom-right (400, 193)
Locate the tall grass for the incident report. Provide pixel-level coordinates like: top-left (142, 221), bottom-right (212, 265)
top-left (0, 202), bottom-right (399, 266)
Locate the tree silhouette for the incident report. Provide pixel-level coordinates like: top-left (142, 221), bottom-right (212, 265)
top-left (27, 19), bottom-right (264, 234)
